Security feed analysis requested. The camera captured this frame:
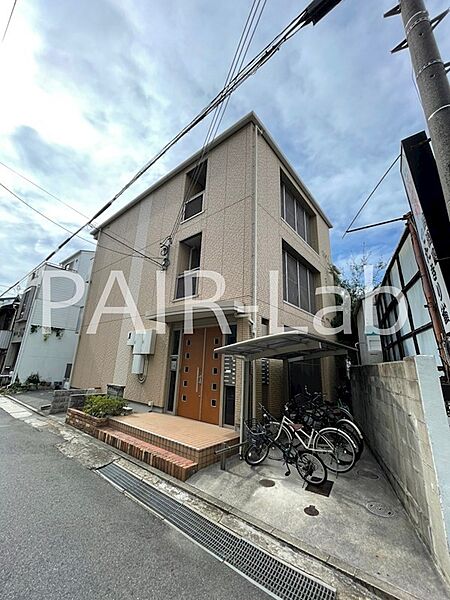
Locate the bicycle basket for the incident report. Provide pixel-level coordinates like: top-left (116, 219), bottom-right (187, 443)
top-left (244, 418), bottom-right (266, 441)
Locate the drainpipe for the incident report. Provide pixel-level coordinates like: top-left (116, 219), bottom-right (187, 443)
top-left (407, 214), bottom-right (450, 379)
top-left (252, 124), bottom-right (260, 418)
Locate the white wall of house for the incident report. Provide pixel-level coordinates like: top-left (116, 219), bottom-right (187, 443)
top-left (356, 299), bottom-right (383, 365)
top-left (11, 250), bottom-right (94, 384)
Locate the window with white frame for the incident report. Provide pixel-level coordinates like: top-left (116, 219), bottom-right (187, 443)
top-left (282, 244), bottom-right (316, 313)
top-left (280, 177), bottom-right (313, 246)
top-left (182, 161), bottom-right (207, 222)
top-left (175, 233), bottom-right (202, 299)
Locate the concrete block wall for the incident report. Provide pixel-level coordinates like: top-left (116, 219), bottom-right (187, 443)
top-left (351, 356), bottom-right (450, 585)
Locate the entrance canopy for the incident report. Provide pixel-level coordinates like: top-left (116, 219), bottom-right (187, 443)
top-left (215, 330), bottom-right (355, 362)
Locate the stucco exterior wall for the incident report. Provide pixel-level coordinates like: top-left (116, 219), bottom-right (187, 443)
top-left (254, 131), bottom-right (335, 401)
top-left (72, 123), bottom-right (255, 406)
top-left (72, 115), bottom-right (335, 416)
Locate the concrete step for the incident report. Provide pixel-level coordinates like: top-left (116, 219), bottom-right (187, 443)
top-left (97, 427), bottom-right (198, 481)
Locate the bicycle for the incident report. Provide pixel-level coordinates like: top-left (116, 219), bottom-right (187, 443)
top-left (261, 404), bottom-right (358, 474)
top-left (244, 418), bottom-right (328, 486)
top-left (285, 390), bottom-right (364, 460)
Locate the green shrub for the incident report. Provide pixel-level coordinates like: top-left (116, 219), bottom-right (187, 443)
top-left (26, 373), bottom-right (40, 386)
top-left (83, 395), bottom-right (126, 418)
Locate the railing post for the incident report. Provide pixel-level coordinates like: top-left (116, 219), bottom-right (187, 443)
top-left (220, 443), bottom-right (227, 471)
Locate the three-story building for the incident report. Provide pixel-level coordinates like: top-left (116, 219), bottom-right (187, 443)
top-left (71, 113), bottom-right (336, 428)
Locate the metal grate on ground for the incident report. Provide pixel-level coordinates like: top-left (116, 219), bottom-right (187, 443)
top-left (97, 462), bottom-right (336, 600)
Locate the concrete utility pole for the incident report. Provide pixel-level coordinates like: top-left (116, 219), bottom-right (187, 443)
top-left (386, 0), bottom-right (450, 221)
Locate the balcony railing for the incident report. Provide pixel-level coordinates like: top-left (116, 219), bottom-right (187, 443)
top-left (0, 330), bottom-right (12, 350)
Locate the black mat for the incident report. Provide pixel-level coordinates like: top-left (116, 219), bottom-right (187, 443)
top-left (305, 479), bottom-right (334, 497)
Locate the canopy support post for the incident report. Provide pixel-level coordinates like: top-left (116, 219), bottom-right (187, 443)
top-left (239, 360), bottom-right (251, 457)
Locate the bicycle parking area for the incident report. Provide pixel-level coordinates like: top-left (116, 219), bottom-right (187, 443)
top-left (189, 447), bottom-right (449, 600)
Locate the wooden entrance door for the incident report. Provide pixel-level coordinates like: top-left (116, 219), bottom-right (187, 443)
top-left (176, 326), bottom-right (222, 425)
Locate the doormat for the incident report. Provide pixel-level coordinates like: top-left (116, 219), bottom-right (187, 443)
top-left (305, 480), bottom-right (334, 497)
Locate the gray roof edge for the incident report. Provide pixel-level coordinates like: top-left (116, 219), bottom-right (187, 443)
top-left (95, 111), bottom-right (333, 232)
top-left (59, 248), bottom-right (96, 264)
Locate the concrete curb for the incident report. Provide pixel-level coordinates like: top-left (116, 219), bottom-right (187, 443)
top-left (3, 395), bottom-right (424, 600)
top-left (3, 394), bottom-right (48, 416)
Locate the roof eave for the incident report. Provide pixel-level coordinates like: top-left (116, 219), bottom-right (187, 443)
top-left (96, 111), bottom-right (333, 231)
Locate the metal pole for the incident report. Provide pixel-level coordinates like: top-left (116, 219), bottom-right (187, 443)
top-left (399, 0), bottom-right (450, 220)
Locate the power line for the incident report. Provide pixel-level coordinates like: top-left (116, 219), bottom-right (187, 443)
top-left (170, 0), bottom-right (268, 240)
top-left (0, 181), bottom-right (98, 245)
top-left (0, 182), bottom-right (163, 297)
top-left (1, 0), bottom-right (18, 43)
top-left (342, 154), bottom-right (401, 238)
top-left (0, 159), bottom-right (162, 261)
top-left (0, 5), bottom-right (324, 299)
top-left (0, 159), bottom-right (92, 223)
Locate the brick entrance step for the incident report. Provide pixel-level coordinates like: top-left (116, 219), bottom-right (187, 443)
top-left (97, 427), bottom-right (198, 482)
top-left (110, 413), bottom-right (239, 470)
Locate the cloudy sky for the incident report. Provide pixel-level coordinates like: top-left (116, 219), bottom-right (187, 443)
top-left (1, 0), bottom-right (449, 293)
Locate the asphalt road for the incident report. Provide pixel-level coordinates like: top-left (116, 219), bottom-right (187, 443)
top-left (0, 407), bottom-right (268, 600)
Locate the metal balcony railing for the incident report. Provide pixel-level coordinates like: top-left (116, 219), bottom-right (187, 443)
top-left (0, 329), bottom-right (12, 350)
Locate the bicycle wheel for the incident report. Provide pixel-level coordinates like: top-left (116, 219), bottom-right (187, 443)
top-left (336, 418), bottom-right (364, 460)
top-left (296, 451), bottom-right (327, 486)
top-left (245, 442), bottom-right (269, 465)
top-left (331, 406), bottom-right (354, 422)
top-left (267, 422), bottom-right (292, 461)
top-left (313, 428), bottom-right (357, 473)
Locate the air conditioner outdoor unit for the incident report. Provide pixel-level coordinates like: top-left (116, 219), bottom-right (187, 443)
top-left (126, 331), bottom-right (135, 346)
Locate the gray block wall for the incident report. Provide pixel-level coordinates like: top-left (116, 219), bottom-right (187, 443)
top-left (50, 388), bottom-right (94, 414)
top-left (351, 356), bottom-right (450, 586)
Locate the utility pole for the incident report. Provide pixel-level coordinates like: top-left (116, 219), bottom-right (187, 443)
top-left (385, 0), bottom-right (450, 221)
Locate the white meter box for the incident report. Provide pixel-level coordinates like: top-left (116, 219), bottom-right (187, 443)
top-left (132, 330), bottom-right (156, 355)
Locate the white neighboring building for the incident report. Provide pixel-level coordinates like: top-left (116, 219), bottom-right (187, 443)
top-left (2, 250), bottom-right (94, 386)
top-left (355, 295), bottom-right (383, 365)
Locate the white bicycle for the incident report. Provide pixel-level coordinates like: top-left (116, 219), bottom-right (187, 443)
top-left (261, 405), bottom-right (358, 474)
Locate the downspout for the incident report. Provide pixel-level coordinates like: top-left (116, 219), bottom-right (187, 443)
top-left (252, 123), bottom-right (260, 418)
top-left (239, 358), bottom-right (246, 456)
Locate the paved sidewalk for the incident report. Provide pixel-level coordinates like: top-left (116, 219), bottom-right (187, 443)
top-left (189, 450), bottom-right (449, 600)
top-left (4, 393), bottom-right (448, 599)
top-left (0, 395), bottom-right (377, 599)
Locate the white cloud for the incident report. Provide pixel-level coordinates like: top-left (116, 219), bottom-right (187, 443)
top-left (1, 0), bottom-right (449, 289)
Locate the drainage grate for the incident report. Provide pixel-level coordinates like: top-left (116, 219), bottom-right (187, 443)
top-left (305, 481), bottom-right (333, 498)
top-left (98, 462), bottom-right (336, 600)
top-left (365, 501), bottom-right (396, 518)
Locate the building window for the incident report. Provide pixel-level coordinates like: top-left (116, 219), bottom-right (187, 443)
top-left (175, 233), bottom-right (202, 299)
top-left (280, 178), bottom-right (313, 246)
top-left (182, 161), bottom-right (207, 222)
top-left (17, 288), bottom-right (34, 321)
top-left (282, 244), bottom-right (316, 313)
top-left (375, 232), bottom-right (442, 366)
top-left (184, 193), bottom-right (203, 221)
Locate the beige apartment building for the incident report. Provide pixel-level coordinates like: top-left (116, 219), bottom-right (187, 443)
top-left (71, 112), bottom-right (336, 429)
